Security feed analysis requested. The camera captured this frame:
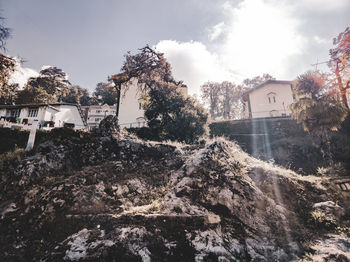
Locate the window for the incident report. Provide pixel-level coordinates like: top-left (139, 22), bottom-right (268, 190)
top-left (139, 103), bottom-right (142, 110)
top-left (10, 109), bottom-right (21, 117)
top-left (28, 108), bottom-right (38, 117)
top-left (267, 93), bottom-right (276, 104)
top-left (95, 118), bottom-right (101, 122)
top-left (96, 110), bottom-right (101, 113)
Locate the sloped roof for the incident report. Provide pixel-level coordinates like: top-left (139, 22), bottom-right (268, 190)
top-left (242, 80), bottom-right (294, 101)
top-left (0, 103), bottom-right (79, 109)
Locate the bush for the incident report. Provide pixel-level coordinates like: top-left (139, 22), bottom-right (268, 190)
top-left (139, 83), bottom-right (208, 144)
top-left (0, 148), bottom-right (25, 176)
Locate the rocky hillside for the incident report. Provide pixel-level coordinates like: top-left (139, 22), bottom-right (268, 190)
top-left (0, 125), bottom-right (349, 261)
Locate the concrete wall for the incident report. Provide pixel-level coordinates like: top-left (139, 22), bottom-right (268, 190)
top-left (248, 83), bottom-right (294, 118)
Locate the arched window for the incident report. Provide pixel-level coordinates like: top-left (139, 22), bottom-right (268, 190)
top-left (267, 92), bottom-right (277, 104)
top-left (270, 110), bottom-right (278, 117)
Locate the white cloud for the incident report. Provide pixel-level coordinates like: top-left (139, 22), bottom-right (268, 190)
top-left (9, 58), bottom-right (38, 89)
top-left (220, 0), bottom-right (306, 79)
top-left (155, 40), bottom-right (234, 95)
top-left (313, 36), bottom-right (329, 45)
top-left (299, 0), bottom-right (350, 12)
top-left (155, 0), bottom-right (307, 95)
top-left (208, 22), bottom-right (226, 41)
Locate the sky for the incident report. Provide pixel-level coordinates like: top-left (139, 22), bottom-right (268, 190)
top-left (1, 0), bottom-right (350, 95)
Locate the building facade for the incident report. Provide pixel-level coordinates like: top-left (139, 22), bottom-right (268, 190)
top-left (81, 104), bottom-right (117, 129)
top-left (243, 80), bottom-right (295, 119)
top-left (0, 103), bottom-right (87, 130)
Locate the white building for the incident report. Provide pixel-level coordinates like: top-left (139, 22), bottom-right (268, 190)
top-left (0, 103), bottom-right (87, 130)
top-left (118, 79), bottom-right (188, 128)
top-left (242, 80), bottom-right (295, 119)
top-left (81, 104), bottom-right (117, 129)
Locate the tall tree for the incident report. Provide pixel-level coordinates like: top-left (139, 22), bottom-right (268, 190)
top-left (200, 82), bottom-right (221, 120)
top-left (0, 54), bottom-right (16, 105)
top-left (143, 81), bottom-right (208, 143)
top-left (328, 27), bottom-right (350, 108)
top-left (0, 14), bottom-right (15, 104)
top-left (242, 73), bottom-right (275, 89)
top-left (92, 82), bottom-right (118, 105)
top-left (16, 66), bottom-right (71, 104)
top-left (112, 46), bottom-right (208, 142)
top-left (62, 85), bottom-right (91, 105)
top-left (291, 71), bottom-right (348, 166)
top-left (110, 45), bottom-right (181, 117)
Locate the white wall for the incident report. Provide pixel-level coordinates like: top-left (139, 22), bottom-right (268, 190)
top-left (51, 105), bottom-right (85, 129)
top-left (248, 83), bottom-right (294, 118)
top-left (119, 80), bottom-right (145, 125)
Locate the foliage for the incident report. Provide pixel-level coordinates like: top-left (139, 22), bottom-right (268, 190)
top-left (328, 26), bottom-right (350, 108)
top-left (143, 82), bottom-right (208, 143)
top-left (330, 112), bottom-right (350, 172)
top-left (15, 66), bottom-right (91, 105)
top-left (310, 210), bottom-right (337, 229)
top-left (111, 46), bottom-right (208, 143)
top-left (291, 71), bottom-right (348, 165)
top-left (111, 45), bottom-right (181, 92)
top-left (0, 148), bottom-right (25, 176)
top-left (92, 82), bottom-right (118, 105)
top-left (62, 85), bottom-right (91, 106)
top-left (0, 54), bottom-right (17, 104)
top-left (16, 66), bottom-right (70, 104)
top-left (200, 74), bottom-right (274, 120)
top-left (209, 118), bottom-right (324, 174)
top-left (201, 81), bottom-right (244, 120)
top-left (200, 82), bottom-right (221, 120)
top-left (241, 73), bottom-right (275, 89)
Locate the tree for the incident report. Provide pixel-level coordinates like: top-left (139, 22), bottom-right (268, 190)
top-left (242, 73), bottom-right (275, 89)
top-left (328, 27), bottom-right (350, 108)
top-left (110, 45), bottom-right (181, 117)
top-left (143, 81), bottom-right (208, 143)
top-left (201, 81), bottom-right (245, 120)
top-left (200, 82), bottom-right (221, 120)
top-left (291, 71), bottom-right (348, 166)
top-left (15, 66), bottom-right (91, 104)
top-left (112, 45), bottom-right (179, 91)
top-left (92, 82), bottom-right (118, 105)
top-left (62, 85), bottom-right (91, 105)
top-left (112, 46), bottom-right (208, 143)
top-left (0, 14), bottom-right (15, 105)
top-left (16, 85), bottom-right (53, 104)
top-left (0, 54), bottom-right (16, 104)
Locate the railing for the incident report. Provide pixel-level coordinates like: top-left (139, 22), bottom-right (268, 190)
top-left (119, 122), bottom-right (147, 128)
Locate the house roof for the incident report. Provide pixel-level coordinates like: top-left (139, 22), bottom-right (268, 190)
top-left (242, 80), bottom-right (294, 101)
top-left (0, 103), bottom-right (79, 109)
top-left (81, 104), bottom-right (116, 109)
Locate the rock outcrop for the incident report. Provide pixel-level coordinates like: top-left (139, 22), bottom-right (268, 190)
top-left (0, 130), bottom-right (349, 261)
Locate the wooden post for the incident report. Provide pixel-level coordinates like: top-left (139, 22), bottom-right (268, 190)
top-left (25, 120), bottom-right (39, 151)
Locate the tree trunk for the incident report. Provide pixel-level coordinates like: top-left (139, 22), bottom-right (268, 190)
top-left (335, 61), bottom-right (349, 109)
